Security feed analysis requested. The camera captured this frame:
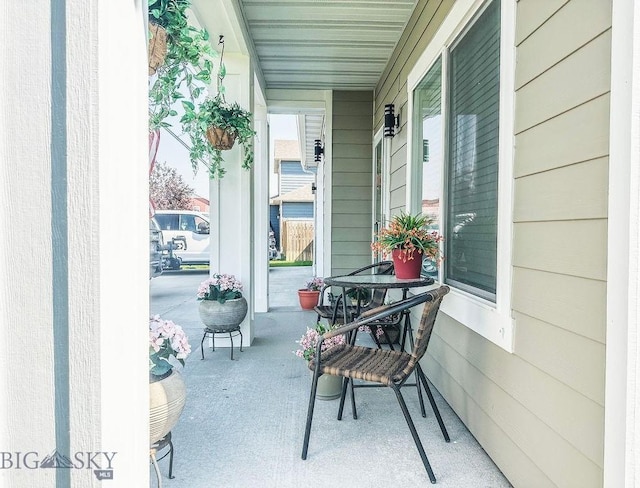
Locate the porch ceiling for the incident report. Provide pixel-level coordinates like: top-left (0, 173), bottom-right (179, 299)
top-left (192, 0), bottom-right (413, 162)
top-left (238, 0), bottom-right (418, 90)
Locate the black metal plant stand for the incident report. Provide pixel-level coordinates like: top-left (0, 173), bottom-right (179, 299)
top-left (150, 431), bottom-right (175, 488)
top-left (200, 325), bottom-right (243, 360)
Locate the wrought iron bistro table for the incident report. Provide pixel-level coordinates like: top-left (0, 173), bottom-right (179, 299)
top-left (324, 274), bottom-right (435, 330)
top-left (323, 273), bottom-right (435, 418)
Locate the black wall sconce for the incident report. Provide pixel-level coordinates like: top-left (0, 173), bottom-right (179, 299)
top-left (384, 104), bottom-right (400, 137)
top-left (314, 139), bottom-right (324, 162)
top-left (311, 183), bottom-right (317, 194)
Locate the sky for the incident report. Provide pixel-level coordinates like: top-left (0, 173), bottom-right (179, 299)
top-left (154, 113), bottom-right (298, 199)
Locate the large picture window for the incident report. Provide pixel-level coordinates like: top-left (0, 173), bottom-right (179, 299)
top-left (414, 0), bottom-right (500, 302)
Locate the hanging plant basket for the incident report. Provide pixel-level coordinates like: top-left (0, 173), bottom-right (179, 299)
top-left (148, 23), bottom-right (168, 76)
top-left (206, 126), bottom-right (237, 150)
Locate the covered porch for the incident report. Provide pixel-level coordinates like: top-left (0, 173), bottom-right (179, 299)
top-left (3, 1), bottom-right (640, 487)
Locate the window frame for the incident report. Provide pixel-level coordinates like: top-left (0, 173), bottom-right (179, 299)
top-left (406, 0), bottom-right (515, 352)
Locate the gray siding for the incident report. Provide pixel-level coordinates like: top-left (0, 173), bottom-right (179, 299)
top-left (282, 202), bottom-right (313, 219)
top-left (280, 160), bottom-right (315, 194)
top-left (331, 90), bottom-right (373, 276)
top-left (373, 0), bottom-right (611, 486)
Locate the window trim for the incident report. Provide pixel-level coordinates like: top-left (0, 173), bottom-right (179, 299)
top-left (406, 0), bottom-right (515, 352)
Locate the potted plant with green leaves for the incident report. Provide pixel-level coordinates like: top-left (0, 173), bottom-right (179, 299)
top-left (294, 323), bottom-right (345, 400)
top-left (197, 273), bottom-right (248, 331)
top-left (298, 277), bottom-right (323, 310)
top-left (371, 212), bottom-right (442, 279)
top-left (180, 37), bottom-right (256, 178)
top-left (149, 315), bottom-right (191, 445)
top-left (148, 0), bottom-right (215, 130)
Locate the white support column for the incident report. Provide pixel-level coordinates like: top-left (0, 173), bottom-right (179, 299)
top-left (2, 0), bottom-right (149, 486)
top-left (605, 0), bottom-right (640, 486)
top-left (322, 90), bottom-right (334, 278)
top-left (209, 53), bottom-right (255, 346)
top-left (253, 83), bottom-right (269, 313)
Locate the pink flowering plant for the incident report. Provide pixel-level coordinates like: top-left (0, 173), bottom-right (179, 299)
top-left (197, 273), bottom-right (243, 304)
top-left (305, 277), bottom-right (324, 292)
top-left (149, 315), bottom-right (191, 376)
top-left (295, 323), bottom-right (345, 362)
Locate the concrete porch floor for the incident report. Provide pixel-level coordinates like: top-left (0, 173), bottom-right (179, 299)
top-left (149, 266), bottom-right (512, 487)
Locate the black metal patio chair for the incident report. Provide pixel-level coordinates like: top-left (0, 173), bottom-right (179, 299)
top-left (314, 261), bottom-right (394, 325)
top-left (301, 286), bottom-right (451, 484)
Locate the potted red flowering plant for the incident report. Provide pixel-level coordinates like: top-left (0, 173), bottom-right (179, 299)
top-left (371, 212), bottom-right (442, 279)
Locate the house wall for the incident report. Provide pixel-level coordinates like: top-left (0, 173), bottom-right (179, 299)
top-left (374, 0), bottom-right (611, 486)
top-left (282, 202), bottom-right (314, 219)
top-left (279, 160), bottom-right (314, 194)
top-left (331, 91), bottom-right (374, 275)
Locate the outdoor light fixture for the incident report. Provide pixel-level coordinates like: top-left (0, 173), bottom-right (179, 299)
top-left (314, 139), bottom-right (324, 162)
top-left (384, 104), bottom-right (400, 137)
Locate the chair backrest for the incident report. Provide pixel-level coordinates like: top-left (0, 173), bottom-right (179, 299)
top-left (367, 261), bottom-right (394, 307)
top-left (347, 260), bottom-right (394, 277)
top-left (403, 285), bottom-right (450, 376)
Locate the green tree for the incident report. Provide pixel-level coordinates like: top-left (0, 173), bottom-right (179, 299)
top-left (150, 161), bottom-right (194, 210)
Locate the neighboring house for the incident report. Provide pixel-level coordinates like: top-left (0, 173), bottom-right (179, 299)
top-left (189, 195), bottom-right (209, 213)
top-left (270, 139), bottom-right (316, 251)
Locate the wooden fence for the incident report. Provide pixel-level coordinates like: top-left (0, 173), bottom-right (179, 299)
top-left (281, 220), bottom-right (314, 262)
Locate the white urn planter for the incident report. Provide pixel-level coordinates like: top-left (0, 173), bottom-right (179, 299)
top-left (149, 369), bottom-right (187, 446)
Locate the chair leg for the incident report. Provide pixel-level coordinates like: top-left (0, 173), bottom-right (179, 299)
top-left (349, 378), bottom-right (358, 420)
top-left (302, 371), bottom-right (321, 460)
top-left (390, 384), bottom-right (436, 484)
top-left (416, 364), bottom-right (450, 442)
top-left (337, 377), bottom-right (349, 420)
top-left (414, 368), bottom-right (427, 417)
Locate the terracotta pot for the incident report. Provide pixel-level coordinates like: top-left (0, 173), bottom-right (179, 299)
top-left (206, 126), bottom-right (237, 150)
top-left (392, 249), bottom-right (423, 279)
top-left (198, 297), bottom-right (248, 331)
top-left (298, 289), bottom-right (320, 310)
top-left (149, 369), bottom-right (186, 446)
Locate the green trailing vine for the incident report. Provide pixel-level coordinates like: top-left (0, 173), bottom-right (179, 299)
top-left (148, 0), bottom-right (216, 132)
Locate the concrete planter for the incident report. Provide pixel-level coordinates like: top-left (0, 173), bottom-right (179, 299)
top-left (198, 297), bottom-right (248, 331)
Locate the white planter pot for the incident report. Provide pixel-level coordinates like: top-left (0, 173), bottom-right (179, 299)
top-left (149, 369), bottom-right (186, 446)
top-left (313, 372), bottom-right (343, 401)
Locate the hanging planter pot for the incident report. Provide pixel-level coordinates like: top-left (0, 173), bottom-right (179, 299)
top-left (148, 23), bottom-right (168, 76)
top-left (206, 126), bottom-right (237, 151)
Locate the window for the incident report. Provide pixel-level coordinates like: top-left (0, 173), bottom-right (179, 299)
top-left (446, 0), bottom-right (500, 301)
top-left (408, 0), bottom-right (514, 351)
top-left (414, 0), bottom-right (500, 301)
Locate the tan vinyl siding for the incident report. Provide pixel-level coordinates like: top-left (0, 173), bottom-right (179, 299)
top-left (372, 0), bottom-right (612, 486)
top-left (331, 91), bottom-right (373, 276)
